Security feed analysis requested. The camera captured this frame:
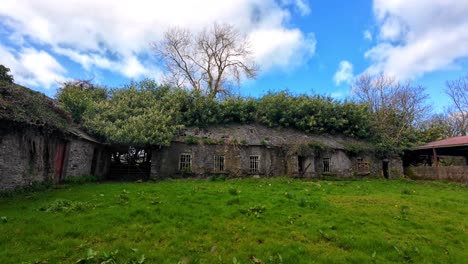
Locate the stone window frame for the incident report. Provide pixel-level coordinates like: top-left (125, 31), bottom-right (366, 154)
top-left (356, 157), bottom-right (370, 174)
top-left (213, 155), bottom-right (225, 172)
top-left (249, 155), bottom-right (260, 174)
top-left (323, 157), bottom-right (331, 172)
top-left (179, 153), bottom-right (192, 171)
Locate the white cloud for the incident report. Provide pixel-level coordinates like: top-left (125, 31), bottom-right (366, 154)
top-left (366, 0), bottom-right (468, 79)
top-left (250, 29), bottom-right (316, 70)
top-left (0, 0), bottom-right (316, 88)
top-left (0, 44), bottom-right (66, 89)
top-left (333, 60), bottom-right (354, 86)
top-left (363, 30), bottom-right (372, 41)
top-left (279, 0), bottom-right (311, 16)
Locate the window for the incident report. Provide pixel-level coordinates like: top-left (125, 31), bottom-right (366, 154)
top-left (179, 153), bottom-right (192, 171)
top-left (323, 158), bottom-right (330, 172)
top-left (356, 158), bottom-right (370, 174)
top-left (250, 155), bottom-right (260, 173)
top-left (214, 155), bottom-right (225, 172)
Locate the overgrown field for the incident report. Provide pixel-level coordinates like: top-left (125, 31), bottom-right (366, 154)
top-left (0, 178), bottom-right (466, 263)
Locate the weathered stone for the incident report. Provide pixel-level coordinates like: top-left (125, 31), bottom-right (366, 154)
top-left (151, 124), bottom-right (403, 179)
top-left (0, 121), bottom-right (110, 191)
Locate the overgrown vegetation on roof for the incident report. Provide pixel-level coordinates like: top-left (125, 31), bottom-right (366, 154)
top-left (0, 82), bottom-right (71, 130)
top-left (57, 79), bottom-right (374, 147)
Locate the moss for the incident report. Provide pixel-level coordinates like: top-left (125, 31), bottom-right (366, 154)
top-left (343, 142), bottom-right (373, 156)
top-left (184, 135), bottom-right (199, 145)
top-left (0, 83), bottom-right (71, 130)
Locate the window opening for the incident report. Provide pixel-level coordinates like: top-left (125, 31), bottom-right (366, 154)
top-left (214, 155), bottom-right (225, 172)
top-left (250, 155), bottom-right (260, 173)
top-left (179, 153), bottom-right (192, 171)
top-left (323, 158), bottom-right (330, 172)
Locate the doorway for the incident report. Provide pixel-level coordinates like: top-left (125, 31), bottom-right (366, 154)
top-left (382, 160), bottom-right (389, 179)
top-left (297, 156), bottom-right (312, 177)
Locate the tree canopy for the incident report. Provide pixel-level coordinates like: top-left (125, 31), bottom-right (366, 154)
top-left (0, 65), bottom-right (14, 84)
top-left (57, 79), bottom-right (373, 147)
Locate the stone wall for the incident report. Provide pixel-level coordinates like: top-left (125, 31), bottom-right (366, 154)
top-left (151, 142), bottom-right (403, 179)
top-left (64, 140), bottom-right (110, 179)
top-left (405, 165), bottom-right (468, 184)
top-left (0, 125), bottom-right (64, 190)
top-left (0, 122), bottom-right (109, 191)
top-left (151, 142), bottom-right (286, 178)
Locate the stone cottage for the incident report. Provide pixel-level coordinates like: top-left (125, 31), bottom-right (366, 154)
top-left (0, 122), bottom-right (110, 191)
top-left (0, 84), bottom-right (110, 191)
top-left (151, 124), bottom-right (403, 179)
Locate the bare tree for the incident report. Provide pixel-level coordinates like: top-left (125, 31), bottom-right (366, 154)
top-left (353, 73), bottom-right (429, 145)
top-left (445, 73), bottom-right (468, 136)
top-left (153, 23), bottom-right (258, 98)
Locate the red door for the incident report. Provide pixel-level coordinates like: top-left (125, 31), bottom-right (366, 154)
top-left (53, 143), bottom-right (67, 183)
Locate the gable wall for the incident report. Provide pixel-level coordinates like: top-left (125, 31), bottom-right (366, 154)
top-left (0, 122), bottom-right (109, 191)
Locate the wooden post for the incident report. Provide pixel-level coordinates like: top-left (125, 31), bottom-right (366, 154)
top-left (432, 148), bottom-right (439, 179)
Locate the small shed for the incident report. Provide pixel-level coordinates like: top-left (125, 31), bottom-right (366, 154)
top-left (404, 136), bottom-right (468, 183)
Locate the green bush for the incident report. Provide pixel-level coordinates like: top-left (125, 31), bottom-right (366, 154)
top-left (184, 135), bottom-right (199, 145)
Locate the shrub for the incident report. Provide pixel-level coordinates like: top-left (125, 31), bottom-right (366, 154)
top-left (185, 135), bottom-right (199, 145)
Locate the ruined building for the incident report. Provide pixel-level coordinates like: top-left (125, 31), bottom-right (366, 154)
top-left (0, 84), bottom-right (110, 191)
top-left (151, 124), bottom-right (403, 179)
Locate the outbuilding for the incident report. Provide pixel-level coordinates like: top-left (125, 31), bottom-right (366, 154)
top-left (151, 124), bottom-right (403, 179)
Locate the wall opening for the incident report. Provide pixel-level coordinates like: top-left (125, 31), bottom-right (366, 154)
top-left (383, 160), bottom-right (389, 179)
top-left (109, 147), bottom-right (151, 181)
top-left (179, 153), bottom-right (192, 171)
top-left (323, 158), bottom-right (330, 173)
top-left (214, 155), bottom-right (225, 172)
top-left (90, 147), bottom-right (99, 175)
top-left (249, 155), bottom-right (260, 174)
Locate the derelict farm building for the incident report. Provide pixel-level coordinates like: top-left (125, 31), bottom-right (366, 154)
top-left (151, 124), bottom-right (403, 179)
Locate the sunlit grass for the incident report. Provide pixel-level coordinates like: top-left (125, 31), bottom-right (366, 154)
top-left (0, 178), bottom-right (466, 263)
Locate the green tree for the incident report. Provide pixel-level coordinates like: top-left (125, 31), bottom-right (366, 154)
top-left (56, 80), bottom-right (107, 123)
top-left (84, 80), bottom-right (183, 146)
top-left (0, 65), bottom-right (14, 84)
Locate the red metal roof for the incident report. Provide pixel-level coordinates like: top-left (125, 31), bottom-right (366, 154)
top-left (414, 136), bottom-right (468, 150)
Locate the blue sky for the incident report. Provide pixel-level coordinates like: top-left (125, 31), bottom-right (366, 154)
top-left (1, 0), bottom-right (467, 113)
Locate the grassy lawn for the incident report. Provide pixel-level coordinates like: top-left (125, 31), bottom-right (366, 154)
top-left (0, 178), bottom-right (466, 263)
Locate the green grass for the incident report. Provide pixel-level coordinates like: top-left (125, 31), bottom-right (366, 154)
top-left (0, 178), bottom-right (466, 263)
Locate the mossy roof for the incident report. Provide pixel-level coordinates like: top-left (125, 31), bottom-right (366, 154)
top-left (177, 123), bottom-right (370, 150)
top-left (0, 83), bottom-right (101, 143)
top-left (0, 83), bottom-right (71, 130)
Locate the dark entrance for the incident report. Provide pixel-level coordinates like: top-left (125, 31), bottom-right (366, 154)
top-left (90, 147), bottom-right (99, 175)
top-left (298, 156), bottom-right (312, 177)
top-left (298, 156), bottom-right (305, 174)
top-left (109, 146), bottom-right (151, 181)
top-left (382, 159), bottom-right (389, 179)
